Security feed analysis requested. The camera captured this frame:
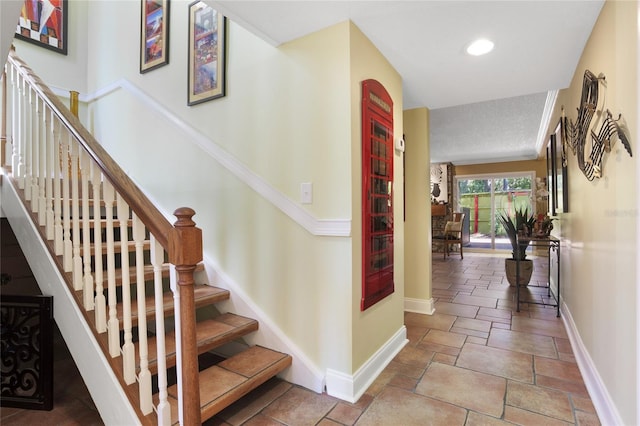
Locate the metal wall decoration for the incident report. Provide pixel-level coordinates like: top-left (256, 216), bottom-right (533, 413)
top-left (0, 295), bottom-right (54, 410)
top-left (563, 70), bottom-right (633, 181)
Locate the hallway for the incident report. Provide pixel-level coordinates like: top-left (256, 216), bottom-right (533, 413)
top-left (0, 251), bottom-right (599, 425)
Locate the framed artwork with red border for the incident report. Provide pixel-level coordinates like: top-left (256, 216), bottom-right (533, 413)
top-left (15, 0), bottom-right (68, 55)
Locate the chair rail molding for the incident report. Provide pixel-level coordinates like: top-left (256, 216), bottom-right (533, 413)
top-left (48, 80), bottom-right (351, 238)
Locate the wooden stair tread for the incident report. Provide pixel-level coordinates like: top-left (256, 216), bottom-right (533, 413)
top-left (108, 262), bottom-right (205, 285)
top-left (116, 284), bottom-right (229, 325)
top-left (89, 218), bottom-right (133, 229)
top-left (162, 346), bottom-right (292, 424)
top-left (89, 239), bottom-right (151, 255)
top-left (143, 313), bottom-right (259, 374)
top-left (73, 218), bottom-right (133, 228)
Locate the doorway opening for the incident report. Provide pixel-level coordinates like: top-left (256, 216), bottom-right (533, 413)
top-left (454, 172), bottom-right (535, 250)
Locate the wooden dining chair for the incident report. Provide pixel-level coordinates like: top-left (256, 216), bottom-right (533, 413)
top-left (433, 213), bottom-right (465, 259)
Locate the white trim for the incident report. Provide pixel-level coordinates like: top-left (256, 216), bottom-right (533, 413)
top-left (0, 173), bottom-right (140, 426)
top-left (49, 82), bottom-right (351, 238)
top-left (535, 90), bottom-right (559, 156)
top-left (325, 326), bottom-right (408, 403)
top-left (404, 297), bottom-right (435, 315)
top-left (561, 301), bottom-right (623, 426)
top-left (201, 256), bottom-right (326, 394)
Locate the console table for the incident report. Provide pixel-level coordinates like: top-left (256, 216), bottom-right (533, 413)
top-left (515, 236), bottom-right (561, 317)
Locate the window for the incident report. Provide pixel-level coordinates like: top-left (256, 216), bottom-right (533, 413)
top-left (455, 172), bottom-right (535, 250)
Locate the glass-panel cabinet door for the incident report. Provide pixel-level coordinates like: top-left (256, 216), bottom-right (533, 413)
top-left (361, 80), bottom-right (394, 311)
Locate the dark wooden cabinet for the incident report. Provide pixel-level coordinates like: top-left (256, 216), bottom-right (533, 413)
top-left (361, 79), bottom-right (394, 311)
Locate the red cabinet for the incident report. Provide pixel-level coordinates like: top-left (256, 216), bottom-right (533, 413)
top-left (361, 80), bottom-right (394, 311)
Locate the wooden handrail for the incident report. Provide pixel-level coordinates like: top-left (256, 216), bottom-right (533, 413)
top-left (6, 50), bottom-right (172, 248)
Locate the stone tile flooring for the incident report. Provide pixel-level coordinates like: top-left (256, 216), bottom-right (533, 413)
top-left (1, 253), bottom-right (601, 425)
top-left (207, 253), bottom-right (600, 425)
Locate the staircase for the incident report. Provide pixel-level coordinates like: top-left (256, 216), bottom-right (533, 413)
top-left (1, 50), bottom-right (291, 425)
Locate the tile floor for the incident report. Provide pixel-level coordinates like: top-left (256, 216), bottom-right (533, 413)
top-left (1, 253), bottom-right (600, 425)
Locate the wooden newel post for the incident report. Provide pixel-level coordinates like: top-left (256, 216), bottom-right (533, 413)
top-left (169, 207), bottom-right (203, 425)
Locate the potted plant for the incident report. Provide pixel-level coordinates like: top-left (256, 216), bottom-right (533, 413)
top-left (497, 207), bottom-right (536, 286)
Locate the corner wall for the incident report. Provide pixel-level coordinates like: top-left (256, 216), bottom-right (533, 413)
top-left (403, 108), bottom-right (433, 312)
top-left (346, 21), bottom-right (406, 397)
top-left (544, 1), bottom-right (637, 423)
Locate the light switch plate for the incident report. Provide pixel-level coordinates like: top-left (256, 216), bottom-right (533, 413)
top-left (301, 182), bottom-right (313, 204)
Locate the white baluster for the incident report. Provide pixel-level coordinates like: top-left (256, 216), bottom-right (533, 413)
top-left (70, 138), bottom-right (82, 290)
top-left (44, 107), bottom-right (54, 240)
top-left (104, 180), bottom-right (120, 357)
top-left (133, 213), bottom-right (152, 414)
top-left (151, 236), bottom-right (170, 425)
top-left (26, 88), bottom-right (35, 203)
top-left (52, 119), bottom-right (63, 256)
top-left (117, 194), bottom-right (135, 384)
top-left (16, 75), bottom-right (26, 188)
top-left (92, 162), bottom-right (106, 333)
top-left (61, 131), bottom-right (72, 272)
top-left (37, 97), bottom-right (46, 225)
top-left (80, 150), bottom-right (94, 310)
top-left (30, 91), bottom-right (40, 208)
top-left (10, 66), bottom-right (20, 177)
top-left (21, 82), bottom-right (30, 193)
top-left (2, 66), bottom-right (10, 167)
top-left (170, 264), bottom-right (183, 426)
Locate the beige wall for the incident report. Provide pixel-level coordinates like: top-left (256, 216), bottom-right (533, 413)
top-left (349, 22), bottom-right (405, 371)
top-left (544, 1), bottom-right (637, 423)
top-left (403, 108), bottom-right (432, 303)
top-left (454, 159), bottom-right (546, 178)
top-left (82, 6), bottom-right (357, 377)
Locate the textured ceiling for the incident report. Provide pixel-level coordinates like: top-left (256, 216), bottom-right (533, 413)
top-left (211, 1), bottom-right (604, 164)
top-left (429, 92), bottom-right (551, 164)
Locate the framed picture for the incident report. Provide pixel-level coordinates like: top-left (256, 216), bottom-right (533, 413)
top-left (15, 0), bottom-right (68, 55)
top-left (552, 120), bottom-right (564, 214)
top-left (547, 141), bottom-right (556, 216)
top-left (557, 117), bottom-right (569, 212)
top-left (140, 0), bottom-right (170, 73)
top-left (188, 1), bottom-right (226, 105)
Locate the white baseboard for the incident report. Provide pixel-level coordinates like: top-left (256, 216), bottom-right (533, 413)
top-left (325, 326), bottom-right (408, 403)
top-left (561, 302), bottom-right (623, 426)
top-left (404, 297), bottom-right (435, 315)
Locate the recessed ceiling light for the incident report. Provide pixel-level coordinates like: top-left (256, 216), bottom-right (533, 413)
top-left (466, 39), bottom-right (494, 56)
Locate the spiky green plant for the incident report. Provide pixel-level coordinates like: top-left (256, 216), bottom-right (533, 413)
top-left (497, 207), bottom-right (536, 260)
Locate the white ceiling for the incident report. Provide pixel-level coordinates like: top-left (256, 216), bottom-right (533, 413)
top-left (211, 1), bottom-right (604, 164)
